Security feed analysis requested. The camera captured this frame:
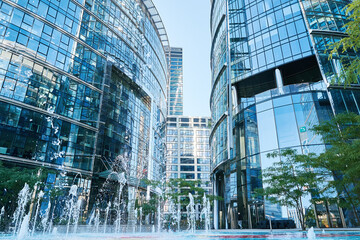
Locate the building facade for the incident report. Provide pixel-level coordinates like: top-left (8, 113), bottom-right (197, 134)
top-left (0, 0), bottom-right (168, 220)
top-left (165, 115), bottom-right (212, 226)
top-left (210, 0), bottom-right (360, 229)
top-left (166, 116), bottom-right (211, 190)
top-left (165, 46), bottom-right (183, 116)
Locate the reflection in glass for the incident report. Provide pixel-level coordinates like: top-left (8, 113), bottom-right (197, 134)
top-left (274, 105), bottom-right (300, 148)
top-left (257, 109), bottom-right (278, 152)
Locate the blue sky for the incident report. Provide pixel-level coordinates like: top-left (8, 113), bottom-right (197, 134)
top-left (152, 0), bottom-right (211, 117)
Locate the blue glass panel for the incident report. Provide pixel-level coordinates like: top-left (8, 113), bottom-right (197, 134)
top-left (273, 95), bottom-right (292, 107)
top-left (257, 109), bottom-right (278, 152)
top-left (274, 105), bottom-right (300, 148)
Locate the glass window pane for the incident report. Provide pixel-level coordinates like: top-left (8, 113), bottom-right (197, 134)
top-left (257, 109), bottom-right (278, 152)
top-left (274, 105), bottom-right (300, 148)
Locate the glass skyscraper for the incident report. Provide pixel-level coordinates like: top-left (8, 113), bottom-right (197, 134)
top-left (210, 0), bottom-right (360, 229)
top-left (0, 0), bottom-right (168, 219)
top-left (165, 46), bottom-right (183, 116)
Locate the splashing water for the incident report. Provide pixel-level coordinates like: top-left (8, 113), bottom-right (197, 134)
top-left (73, 198), bottom-right (82, 233)
top-left (167, 198), bottom-right (177, 231)
top-left (65, 185), bottom-right (78, 235)
top-left (307, 227), bottom-right (316, 240)
top-left (0, 206), bottom-right (5, 223)
top-left (94, 209), bottom-right (100, 233)
top-left (201, 193), bottom-right (211, 232)
top-left (41, 201), bottom-right (51, 234)
top-left (177, 203), bottom-right (181, 231)
top-left (88, 209), bottom-right (95, 226)
top-left (103, 202), bottom-right (111, 233)
top-left (186, 193), bottom-right (196, 233)
top-left (157, 201), bottom-right (162, 232)
top-left (12, 183), bottom-right (31, 235)
top-left (31, 191), bottom-right (44, 235)
top-left (139, 207), bottom-right (143, 232)
top-left (111, 171), bottom-right (127, 234)
top-left (17, 213), bottom-right (30, 240)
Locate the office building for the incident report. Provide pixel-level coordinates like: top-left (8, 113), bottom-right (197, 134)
top-left (0, 0), bottom-right (169, 218)
top-left (165, 47), bottom-right (183, 116)
top-left (166, 116), bottom-right (212, 218)
top-left (210, 0), bottom-right (360, 229)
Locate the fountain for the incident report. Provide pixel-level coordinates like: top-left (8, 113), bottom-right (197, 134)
top-left (16, 214), bottom-right (30, 240)
top-left (3, 179), bottom-right (360, 240)
top-left (177, 203), bottom-right (181, 231)
top-left (110, 171), bottom-right (127, 234)
top-left (94, 208), bottom-right (100, 233)
top-left (31, 191), bottom-right (44, 235)
top-left (12, 183), bottom-right (31, 235)
top-left (134, 208), bottom-right (138, 233)
top-left (186, 193), bottom-right (196, 233)
top-left (139, 207), bottom-right (143, 232)
top-left (157, 201), bottom-right (162, 232)
top-left (41, 201), bottom-right (51, 234)
top-left (65, 185), bottom-right (79, 235)
top-left (103, 202), bottom-right (111, 233)
top-left (307, 227), bottom-right (316, 240)
top-left (167, 198), bottom-right (176, 231)
top-left (73, 198), bottom-right (82, 234)
top-left (200, 194), bottom-right (211, 231)
top-left (0, 206), bottom-right (4, 223)
top-left (114, 199), bottom-right (122, 234)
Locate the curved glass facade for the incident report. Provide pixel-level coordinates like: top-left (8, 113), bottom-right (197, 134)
top-left (210, 0), bottom-right (360, 229)
top-left (0, 0), bottom-right (168, 213)
top-left (233, 82), bottom-right (333, 228)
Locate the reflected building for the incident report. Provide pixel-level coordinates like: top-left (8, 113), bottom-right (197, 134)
top-left (0, 0), bottom-right (168, 220)
top-left (210, 0), bottom-right (360, 229)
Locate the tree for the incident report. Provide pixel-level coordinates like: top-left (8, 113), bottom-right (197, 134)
top-left (329, 0), bottom-right (360, 85)
top-left (257, 149), bottom-right (324, 230)
top-left (0, 161), bottom-right (52, 229)
top-left (166, 178), bottom-right (210, 206)
top-left (142, 178), bottom-right (221, 230)
top-left (311, 112), bottom-right (360, 225)
top-left (0, 162), bottom-right (39, 210)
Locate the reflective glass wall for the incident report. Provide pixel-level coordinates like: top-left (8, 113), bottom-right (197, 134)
top-left (233, 82), bottom-right (333, 228)
top-left (210, 0), bottom-right (360, 229)
top-left (166, 47), bottom-right (183, 116)
top-left (0, 0), bottom-right (169, 219)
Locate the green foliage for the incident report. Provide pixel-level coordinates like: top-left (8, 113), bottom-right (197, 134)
top-left (141, 198), bottom-right (157, 216)
top-left (257, 149), bottom-right (324, 230)
top-left (311, 112), bottom-right (360, 224)
top-left (167, 178), bottom-right (206, 206)
top-left (329, 0), bottom-right (360, 85)
top-left (140, 178), bottom-right (221, 215)
top-left (0, 162), bottom-right (39, 209)
top-left (0, 161), bottom-right (55, 229)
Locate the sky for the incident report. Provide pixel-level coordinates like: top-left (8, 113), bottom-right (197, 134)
top-left (152, 0), bottom-right (212, 117)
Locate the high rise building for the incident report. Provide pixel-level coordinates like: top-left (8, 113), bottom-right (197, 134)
top-left (166, 116), bottom-right (211, 185)
top-left (166, 116), bottom-right (212, 216)
top-left (0, 0), bottom-right (168, 218)
top-left (165, 46), bottom-right (184, 116)
top-left (210, 0), bottom-right (360, 229)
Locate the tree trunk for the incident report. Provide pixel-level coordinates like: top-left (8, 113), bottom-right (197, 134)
top-left (296, 200), bottom-right (306, 230)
